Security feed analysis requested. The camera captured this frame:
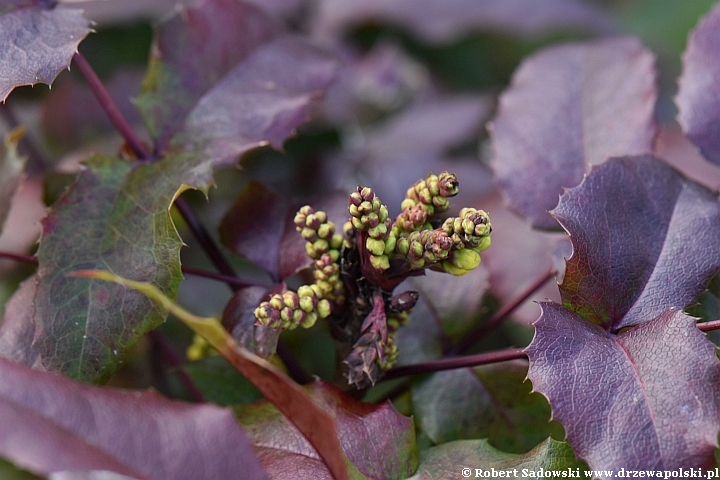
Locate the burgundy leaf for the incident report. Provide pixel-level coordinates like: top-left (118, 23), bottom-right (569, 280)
top-left (218, 181), bottom-right (348, 281)
top-left (134, 0), bottom-right (279, 149)
top-left (490, 37), bottom-right (657, 229)
top-left (173, 36), bottom-right (338, 167)
top-left (221, 284), bottom-right (281, 359)
top-left (313, 0), bottom-right (610, 44)
top-left (0, 356), bottom-right (266, 480)
top-left (676, 2), bottom-right (720, 166)
top-left (0, 1), bottom-right (90, 101)
top-left (237, 381), bottom-right (417, 480)
top-left (553, 155), bottom-right (720, 332)
top-left (526, 304), bottom-right (720, 471)
top-left (0, 276), bottom-right (41, 368)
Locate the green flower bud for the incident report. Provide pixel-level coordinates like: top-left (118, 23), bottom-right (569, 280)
top-left (317, 223), bottom-right (334, 239)
top-left (475, 235), bottom-right (491, 252)
top-left (383, 233), bottom-right (397, 254)
top-left (269, 294), bottom-right (283, 311)
top-left (366, 237), bottom-right (386, 256)
top-left (282, 291), bottom-right (299, 309)
top-left (317, 299), bottom-right (332, 318)
top-left (451, 248), bottom-right (481, 271)
top-left (370, 254), bottom-right (390, 270)
top-left (301, 312), bottom-right (318, 328)
top-left (441, 261), bottom-right (469, 276)
top-left (368, 223), bottom-right (388, 239)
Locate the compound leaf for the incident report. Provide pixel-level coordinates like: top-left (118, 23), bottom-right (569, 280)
top-left (0, 1), bottom-right (90, 101)
top-left (490, 37), bottom-right (657, 229)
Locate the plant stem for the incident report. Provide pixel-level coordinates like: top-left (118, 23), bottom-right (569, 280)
top-left (698, 319), bottom-right (720, 332)
top-left (450, 269), bottom-right (554, 354)
top-left (383, 348), bottom-right (527, 380)
top-left (72, 53), bottom-right (150, 160)
top-left (148, 330), bottom-right (206, 403)
top-left (0, 251), bottom-right (37, 264)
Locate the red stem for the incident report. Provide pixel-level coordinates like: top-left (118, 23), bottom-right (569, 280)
top-left (72, 53), bottom-right (150, 160)
top-left (451, 269), bottom-right (554, 354)
top-left (383, 348), bottom-right (527, 380)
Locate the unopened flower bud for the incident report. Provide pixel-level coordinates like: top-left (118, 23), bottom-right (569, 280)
top-left (317, 299), bottom-right (332, 318)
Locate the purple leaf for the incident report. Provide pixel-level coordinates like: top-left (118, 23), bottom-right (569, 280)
top-left (0, 1), bottom-right (90, 101)
top-left (0, 356), bottom-right (266, 479)
top-left (676, 2), bottom-right (720, 166)
top-left (237, 381), bottom-right (417, 480)
top-left (490, 37), bottom-right (657, 229)
top-left (526, 304), bottom-right (720, 471)
top-left (218, 182), bottom-right (348, 281)
top-left (173, 36), bottom-right (338, 167)
top-left (221, 285), bottom-right (281, 359)
top-left (554, 155), bottom-right (720, 331)
top-left (134, 0), bottom-right (279, 149)
top-left (313, 0), bottom-right (611, 44)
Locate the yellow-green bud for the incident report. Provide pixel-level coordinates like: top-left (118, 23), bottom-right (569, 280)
top-left (384, 234), bottom-right (397, 254)
top-left (370, 254), bottom-right (390, 270)
top-left (451, 248), bottom-right (481, 271)
top-left (366, 237), bottom-right (386, 256)
top-left (317, 299), bottom-right (332, 318)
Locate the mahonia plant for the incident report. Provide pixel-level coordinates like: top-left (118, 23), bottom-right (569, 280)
top-left (254, 172), bottom-right (492, 388)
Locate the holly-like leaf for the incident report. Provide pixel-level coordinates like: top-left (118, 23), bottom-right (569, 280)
top-left (526, 305), bottom-right (720, 471)
top-left (183, 355), bottom-right (262, 406)
top-left (554, 155), bottom-right (720, 331)
top-left (236, 381), bottom-right (417, 480)
top-left (172, 36), bottom-right (338, 166)
top-left (134, 0), bottom-right (279, 149)
top-left (410, 438), bottom-right (586, 480)
top-left (0, 1), bottom-right (90, 101)
top-left (0, 356), bottom-right (266, 480)
top-left (314, 0), bottom-right (610, 44)
top-left (221, 285), bottom-right (282, 359)
top-left (218, 182), bottom-right (348, 281)
top-left (490, 37), bottom-right (657, 229)
top-left (411, 362), bottom-right (563, 454)
top-left (676, 2), bottom-right (720, 166)
top-left (15, 155), bottom-right (193, 382)
top-left (0, 127), bottom-right (27, 236)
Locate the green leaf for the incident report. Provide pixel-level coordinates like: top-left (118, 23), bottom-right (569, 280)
top-left (411, 362), bottom-right (563, 453)
top-left (0, 458), bottom-right (42, 480)
top-left (410, 438), bottom-right (587, 480)
top-left (182, 355), bottom-right (262, 406)
top-left (0, 127), bottom-right (27, 237)
top-left (236, 382), bottom-right (417, 480)
top-left (23, 155), bottom-right (189, 382)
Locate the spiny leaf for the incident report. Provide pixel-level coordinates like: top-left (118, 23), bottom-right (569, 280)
top-left (676, 2), bottom-right (720, 166)
top-left (0, 1), bottom-right (90, 101)
top-left (70, 270), bottom-right (351, 480)
top-left (0, 127), bottom-right (27, 236)
top-left (236, 381), bottom-right (417, 480)
top-left (490, 37), bottom-right (657, 229)
top-left (0, 355), bottom-right (266, 480)
top-left (411, 363), bottom-right (563, 454)
top-left (554, 155), bottom-right (720, 332)
top-left (526, 305), bottom-right (720, 471)
top-left (409, 438), bottom-right (587, 480)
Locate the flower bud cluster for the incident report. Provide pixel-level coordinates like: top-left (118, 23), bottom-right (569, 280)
top-left (254, 206), bottom-right (344, 330)
top-left (349, 186), bottom-right (397, 271)
top-left (254, 286), bottom-right (332, 330)
top-left (399, 171), bottom-right (459, 217)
